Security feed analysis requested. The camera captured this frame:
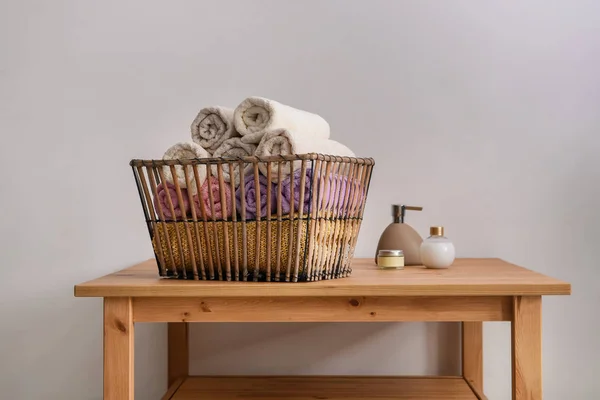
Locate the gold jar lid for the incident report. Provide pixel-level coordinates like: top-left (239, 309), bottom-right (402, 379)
top-left (430, 226), bottom-right (444, 236)
top-left (378, 249), bottom-right (404, 257)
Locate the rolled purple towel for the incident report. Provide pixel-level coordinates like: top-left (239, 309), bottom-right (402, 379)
top-left (236, 173), bottom-right (276, 219)
top-left (153, 182), bottom-right (191, 220)
top-left (280, 169), bottom-right (314, 214)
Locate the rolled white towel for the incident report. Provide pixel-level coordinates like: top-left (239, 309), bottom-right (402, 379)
top-left (191, 106), bottom-right (238, 152)
top-left (162, 142), bottom-right (210, 194)
top-left (234, 97), bottom-right (330, 144)
top-left (210, 137), bottom-right (257, 186)
top-left (255, 129), bottom-right (355, 182)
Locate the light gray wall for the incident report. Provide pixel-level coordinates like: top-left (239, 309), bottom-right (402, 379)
top-left (1, 0), bottom-right (598, 399)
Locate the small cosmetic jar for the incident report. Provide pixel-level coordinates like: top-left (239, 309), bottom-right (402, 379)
top-left (377, 250), bottom-right (405, 269)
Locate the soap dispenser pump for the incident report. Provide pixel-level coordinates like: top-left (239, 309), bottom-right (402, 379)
top-left (375, 205), bottom-right (423, 266)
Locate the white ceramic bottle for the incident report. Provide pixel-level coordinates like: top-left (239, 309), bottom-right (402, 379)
top-left (420, 226), bottom-right (455, 269)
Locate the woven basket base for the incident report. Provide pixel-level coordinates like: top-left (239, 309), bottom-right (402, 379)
top-left (151, 218), bottom-right (360, 281)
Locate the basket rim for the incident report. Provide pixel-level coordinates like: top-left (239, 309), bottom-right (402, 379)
top-left (130, 153), bottom-right (375, 167)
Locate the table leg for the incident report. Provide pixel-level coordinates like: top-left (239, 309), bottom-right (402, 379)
top-left (462, 321), bottom-right (483, 392)
top-left (104, 297), bottom-right (134, 400)
top-left (168, 322), bottom-right (189, 387)
top-left (512, 296), bottom-right (542, 400)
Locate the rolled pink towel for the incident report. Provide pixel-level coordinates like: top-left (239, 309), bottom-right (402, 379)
top-left (348, 177), bottom-right (367, 213)
top-left (279, 169), bottom-right (365, 216)
top-left (153, 182), bottom-right (191, 220)
top-left (193, 176), bottom-right (233, 220)
top-left (330, 175), bottom-right (363, 215)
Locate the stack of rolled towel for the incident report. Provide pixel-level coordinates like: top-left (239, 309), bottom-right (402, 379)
top-left (155, 97), bottom-right (361, 221)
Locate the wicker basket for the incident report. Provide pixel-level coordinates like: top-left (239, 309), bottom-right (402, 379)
top-left (131, 153), bottom-right (374, 282)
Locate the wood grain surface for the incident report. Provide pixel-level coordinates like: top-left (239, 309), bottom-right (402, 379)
top-left (167, 376), bottom-right (479, 400)
top-left (103, 297), bottom-right (134, 400)
top-left (75, 258), bottom-right (571, 298)
top-left (134, 295), bottom-right (512, 323)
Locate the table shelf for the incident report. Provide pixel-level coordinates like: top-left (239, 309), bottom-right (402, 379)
top-left (162, 376), bottom-right (486, 400)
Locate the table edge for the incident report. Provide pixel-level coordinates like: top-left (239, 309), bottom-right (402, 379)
top-left (74, 283), bottom-right (571, 297)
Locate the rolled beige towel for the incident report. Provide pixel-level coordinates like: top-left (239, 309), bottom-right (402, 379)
top-left (191, 106), bottom-right (238, 152)
top-left (234, 97), bottom-right (330, 144)
top-left (255, 129), bottom-right (355, 183)
top-left (210, 138), bottom-right (257, 186)
top-left (162, 142), bottom-right (210, 195)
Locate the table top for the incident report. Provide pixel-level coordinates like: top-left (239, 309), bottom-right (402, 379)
top-left (74, 258), bottom-right (570, 298)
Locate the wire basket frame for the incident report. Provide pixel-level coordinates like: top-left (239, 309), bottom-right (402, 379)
top-left (130, 153), bottom-right (374, 282)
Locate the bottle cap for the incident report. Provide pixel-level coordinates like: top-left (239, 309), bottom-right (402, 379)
top-left (430, 226), bottom-right (444, 236)
top-left (378, 249), bottom-right (404, 257)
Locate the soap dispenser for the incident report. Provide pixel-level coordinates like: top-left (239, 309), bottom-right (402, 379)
top-left (375, 205), bottom-right (423, 266)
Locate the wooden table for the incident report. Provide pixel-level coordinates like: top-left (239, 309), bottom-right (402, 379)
top-left (75, 258), bottom-right (570, 400)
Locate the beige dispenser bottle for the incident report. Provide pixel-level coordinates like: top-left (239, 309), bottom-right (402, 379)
top-left (375, 205), bottom-right (423, 266)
